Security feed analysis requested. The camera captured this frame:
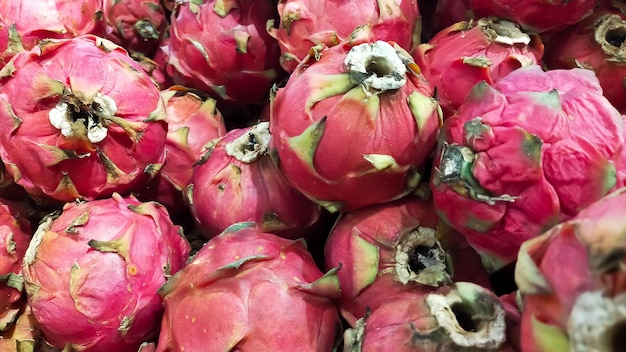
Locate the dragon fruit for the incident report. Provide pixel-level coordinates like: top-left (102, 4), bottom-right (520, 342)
top-left (102, 0), bottom-right (167, 56)
top-left (156, 222), bottom-right (341, 351)
top-left (343, 282), bottom-right (510, 351)
top-left (469, 0), bottom-right (597, 33)
top-left (515, 187), bottom-right (626, 352)
top-left (164, 0), bottom-right (282, 106)
top-left (430, 65), bottom-right (624, 272)
top-left (543, 2), bottom-right (626, 113)
top-left (187, 122), bottom-right (322, 240)
top-left (22, 193), bottom-right (190, 352)
top-left (414, 17), bottom-right (544, 117)
top-left (267, 0), bottom-right (421, 73)
top-left (324, 195), bottom-right (491, 327)
top-left (0, 0), bottom-right (105, 68)
top-left (270, 34), bottom-right (442, 213)
top-left (0, 35), bottom-right (168, 204)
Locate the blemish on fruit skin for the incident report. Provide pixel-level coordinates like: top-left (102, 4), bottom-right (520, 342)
top-left (128, 264), bottom-right (138, 276)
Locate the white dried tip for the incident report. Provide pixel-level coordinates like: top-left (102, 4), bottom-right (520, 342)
top-left (344, 40), bottom-right (407, 94)
top-left (482, 19), bottom-right (532, 46)
top-left (225, 121), bottom-right (271, 163)
top-left (426, 282), bottom-right (507, 350)
top-left (568, 290), bottom-right (626, 352)
top-left (49, 92), bottom-right (116, 143)
top-left (394, 226), bottom-right (450, 286)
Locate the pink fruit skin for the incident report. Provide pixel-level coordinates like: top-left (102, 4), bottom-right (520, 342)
top-left (414, 18), bottom-right (544, 117)
top-left (270, 38), bottom-right (441, 213)
top-left (22, 194), bottom-right (190, 352)
top-left (165, 0), bottom-right (282, 105)
top-left (431, 65), bottom-right (624, 271)
top-left (268, 0), bottom-right (421, 72)
top-left (103, 0), bottom-right (167, 56)
top-left (189, 123), bottom-right (322, 240)
top-left (515, 188), bottom-right (626, 352)
top-left (156, 223), bottom-right (341, 352)
top-left (0, 0), bottom-right (105, 68)
top-left (0, 35), bottom-right (168, 204)
top-left (469, 0), bottom-right (596, 33)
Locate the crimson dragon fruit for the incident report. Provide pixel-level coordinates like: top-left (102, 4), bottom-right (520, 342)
top-left (0, 35), bottom-right (168, 204)
top-left (102, 0), bottom-right (167, 56)
top-left (543, 2), bottom-right (626, 113)
top-left (156, 222), bottom-right (341, 351)
top-left (267, 0), bottom-right (421, 73)
top-left (0, 0), bottom-right (105, 68)
top-left (414, 17), bottom-right (544, 117)
top-left (469, 0), bottom-right (597, 33)
top-left (270, 35), bottom-right (442, 213)
top-left (22, 193), bottom-right (190, 352)
top-left (324, 195), bottom-right (491, 327)
top-left (187, 122), bottom-right (322, 240)
top-left (343, 282), bottom-right (510, 351)
top-left (515, 187), bottom-right (626, 352)
top-left (163, 0), bottom-right (282, 106)
top-left (431, 65), bottom-right (625, 272)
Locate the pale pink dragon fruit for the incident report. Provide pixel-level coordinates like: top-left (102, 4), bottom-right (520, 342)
top-left (544, 1), bottom-right (626, 113)
top-left (270, 33), bottom-right (442, 213)
top-left (343, 282), bottom-right (511, 351)
top-left (102, 0), bottom-right (167, 56)
top-left (267, 0), bottom-right (421, 73)
top-left (469, 0), bottom-right (596, 33)
top-left (164, 0), bottom-right (282, 105)
top-left (414, 17), bottom-right (544, 117)
top-left (324, 195), bottom-right (490, 327)
top-left (22, 193), bottom-right (191, 352)
top-left (135, 86), bottom-right (226, 215)
top-left (430, 65), bottom-right (625, 272)
top-left (0, 0), bottom-right (105, 68)
top-left (156, 222), bottom-right (341, 351)
top-left (0, 35), bottom-right (168, 204)
top-left (187, 122), bottom-right (322, 240)
top-left (515, 187), bottom-right (626, 352)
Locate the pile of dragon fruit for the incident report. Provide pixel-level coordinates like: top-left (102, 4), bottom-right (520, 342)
top-left (0, 0), bottom-right (625, 351)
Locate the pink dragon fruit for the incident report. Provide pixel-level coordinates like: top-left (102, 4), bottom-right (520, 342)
top-left (431, 65), bottom-right (625, 272)
top-left (0, 0), bottom-right (105, 68)
top-left (0, 35), bottom-right (168, 204)
top-left (543, 2), bottom-right (626, 113)
top-left (270, 33), bottom-right (442, 213)
top-left (102, 0), bottom-right (167, 56)
top-left (413, 17), bottom-right (544, 117)
top-left (324, 195), bottom-right (490, 326)
top-left (267, 0), bottom-right (421, 73)
top-left (187, 122), bottom-right (322, 240)
top-left (164, 0), bottom-right (282, 106)
top-left (515, 187), bottom-right (626, 352)
top-left (135, 86), bottom-right (226, 215)
top-left (156, 222), bottom-right (341, 351)
top-left (343, 282), bottom-right (511, 351)
top-left (469, 0), bottom-right (597, 33)
top-left (22, 193), bottom-right (190, 352)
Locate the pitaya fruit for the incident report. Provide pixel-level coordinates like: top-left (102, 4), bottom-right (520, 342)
top-left (0, 35), bottom-right (168, 204)
top-left (267, 0), bottom-right (422, 73)
top-left (270, 34), bottom-right (442, 213)
top-left (430, 64), bottom-right (625, 272)
top-left (343, 282), bottom-right (510, 351)
top-left (324, 195), bottom-right (490, 326)
top-left (414, 17), bottom-right (544, 117)
top-left (156, 222), bottom-right (341, 351)
top-left (102, 0), bottom-right (167, 56)
top-left (22, 193), bottom-right (191, 352)
top-left (515, 187), bottom-right (626, 352)
top-left (0, 0), bottom-right (105, 68)
top-left (164, 0), bottom-right (282, 106)
top-left (469, 0), bottom-right (597, 33)
top-left (543, 2), bottom-right (626, 113)
top-left (187, 121), bottom-right (322, 240)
